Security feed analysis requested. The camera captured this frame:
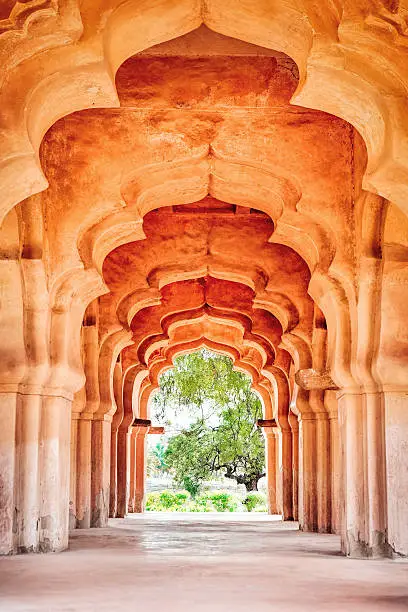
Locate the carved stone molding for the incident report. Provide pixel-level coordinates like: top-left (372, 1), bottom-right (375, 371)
top-left (295, 369), bottom-right (338, 391)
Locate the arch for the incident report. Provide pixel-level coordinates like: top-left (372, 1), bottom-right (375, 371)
top-left (1, 0), bottom-right (407, 223)
top-left (135, 337), bottom-right (274, 422)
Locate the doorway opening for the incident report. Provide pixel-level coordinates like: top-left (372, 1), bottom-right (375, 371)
top-left (146, 349), bottom-right (270, 515)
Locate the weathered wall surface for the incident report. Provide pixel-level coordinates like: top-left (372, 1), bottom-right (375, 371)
top-left (0, 2), bottom-right (407, 558)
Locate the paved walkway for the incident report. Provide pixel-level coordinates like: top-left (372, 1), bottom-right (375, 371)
top-left (1, 514), bottom-right (407, 611)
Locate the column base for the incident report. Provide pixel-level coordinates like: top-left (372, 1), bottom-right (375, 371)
top-left (343, 530), bottom-right (393, 559)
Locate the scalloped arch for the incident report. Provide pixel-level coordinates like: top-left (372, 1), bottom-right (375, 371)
top-left (1, 0), bottom-right (407, 222)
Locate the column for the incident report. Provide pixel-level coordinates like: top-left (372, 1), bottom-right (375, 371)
top-left (338, 391), bottom-right (389, 557)
top-left (275, 429), bottom-right (283, 515)
top-left (315, 411), bottom-right (331, 533)
top-left (76, 314), bottom-right (99, 528)
top-left (109, 421), bottom-right (120, 518)
top-left (288, 411), bottom-right (299, 521)
top-left (298, 413), bottom-right (317, 532)
top-left (91, 418), bottom-right (111, 527)
top-left (70, 411), bottom-right (78, 530)
top-left (38, 395), bottom-right (72, 552)
top-left (309, 321), bottom-right (331, 533)
top-left (365, 391), bottom-right (387, 555)
top-left (109, 362), bottom-right (124, 518)
top-left (384, 392), bottom-right (408, 556)
top-left (134, 427), bottom-right (148, 513)
top-left (263, 428), bottom-right (278, 514)
top-left (128, 429), bottom-right (137, 513)
top-left (375, 203), bottom-right (408, 557)
top-left (0, 232), bottom-right (21, 553)
top-left (338, 392), bottom-right (367, 557)
top-left (75, 414), bottom-right (92, 528)
top-left (280, 427), bottom-right (293, 520)
top-left (295, 359), bottom-right (336, 533)
top-left (116, 425), bottom-right (131, 517)
top-left (325, 390), bottom-right (341, 534)
top-left (338, 192), bottom-right (389, 557)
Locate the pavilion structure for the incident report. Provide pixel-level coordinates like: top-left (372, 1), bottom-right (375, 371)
top-left (1, 0), bottom-right (408, 560)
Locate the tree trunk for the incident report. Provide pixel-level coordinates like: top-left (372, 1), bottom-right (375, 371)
top-left (225, 471), bottom-right (265, 491)
top-left (245, 478), bottom-right (259, 492)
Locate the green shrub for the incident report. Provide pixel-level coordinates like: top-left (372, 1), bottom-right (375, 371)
top-left (208, 492), bottom-right (239, 512)
top-left (254, 505), bottom-right (268, 513)
top-left (243, 492), bottom-right (267, 512)
top-left (193, 491), bottom-right (239, 512)
top-left (187, 500), bottom-right (212, 512)
top-left (145, 490), bottom-right (240, 512)
top-left (191, 493), bottom-right (213, 512)
top-left (145, 490), bottom-right (190, 512)
top-left (181, 476), bottom-right (201, 498)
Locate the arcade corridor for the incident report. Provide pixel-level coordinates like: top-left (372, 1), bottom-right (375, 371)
top-left (2, 8), bottom-right (408, 611)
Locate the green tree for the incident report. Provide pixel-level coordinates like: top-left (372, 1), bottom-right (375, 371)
top-left (153, 350), bottom-right (265, 493)
top-left (152, 442), bottom-right (167, 471)
top-left (147, 442), bottom-right (168, 477)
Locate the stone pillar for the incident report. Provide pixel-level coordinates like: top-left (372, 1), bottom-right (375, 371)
top-left (3, 390), bottom-right (74, 555)
top-left (338, 392), bottom-right (365, 556)
top-left (109, 421), bottom-right (120, 518)
top-left (0, 206), bottom-right (79, 554)
top-left (0, 392), bottom-right (18, 555)
top-left (70, 387), bottom-right (86, 529)
top-left (315, 412), bottom-right (331, 533)
top-left (275, 429), bottom-right (283, 515)
top-left (264, 428), bottom-right (278, 514)
top-left (116, 367), bottom-right (136, 518)
top-left (134, 427), bottom-right (148, 513)
top-left (264, 362), bottom-right (293, 519)
top-left (375, 204), bottom-right (408, 557)
top-left (116, 426), bottom-right (131, 517)
top-left (298, 413), bottom-right (317, 532)
top-left (38, 395), bottom-right (72, 552)
top-left (12, 389), bottom-right (41, 553)
top-left (280, 427), bottom-right (293, 520)
top-left (365, 391), bottom-right (387, 555)
top-left (110, 362), bottom-right (124, 518)
top-left (76, 315), bottom-right (99, 529)
top-left (0, 389), bottom-right (71, 554)
top-left (309, 322), bottom-right (331, 533)
top-left (0, 393), bottom-right (15, 553)
top-left (91, 418), bottom-right (111, 527)
top-left (294, 364), bottom-right (340, 535)
top-left (14, 257), bottom-right (51, 552)
top-left (288, 411), bottom-right (299, 521)
top-left (325, 390), bottom-right (341, 534)
top-left (336, 192), bottom-right (390, 557)
top-left (70, 412), bottom-right (78, 530)
top-left (128, 429), bottom-right (137, 513)
top-left (75, 415), bottom-right (92, 528)
top-left (384, 392), bottom-right (408, 556)
top-left (338, 391), bottom-right (389, 557)
top-left (96, 330), bottom-right (132, 524)
top-left (339, 247), bottom-right (389, 556)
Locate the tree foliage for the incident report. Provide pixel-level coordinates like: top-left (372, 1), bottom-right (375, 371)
top-left (147, 442), bottom-right (168, 477)
top-left (152, 350), bottom-right (265, 493)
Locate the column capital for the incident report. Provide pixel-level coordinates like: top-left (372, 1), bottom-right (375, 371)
top-left (148, 426), bottom-right (165, 435)
top-left (132, 418), bottom-right (164, 435)
top-left (295, 368), bottom-right (338, 391)
top-left (257, 418), bottom-right (277, 428)
top-left (132, 418), bottom-right (151, 428)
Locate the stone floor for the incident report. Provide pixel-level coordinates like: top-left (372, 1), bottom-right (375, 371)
top-left (1, 514), bottom-right (407, 611)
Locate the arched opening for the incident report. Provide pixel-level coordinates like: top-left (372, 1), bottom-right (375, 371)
top-left (143, 348), bottom-right (271, 515)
